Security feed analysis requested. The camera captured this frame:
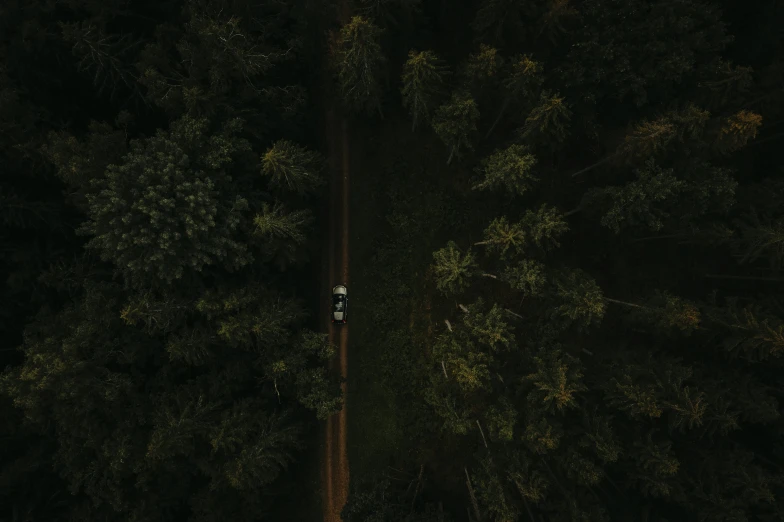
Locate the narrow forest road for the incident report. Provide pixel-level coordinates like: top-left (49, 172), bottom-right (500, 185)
top-left (321, 50), bottom-right (351, 522)
top-left (321, 1), bottom-right (352, 519)
top-left (322, 111), bottom-right (350, 522)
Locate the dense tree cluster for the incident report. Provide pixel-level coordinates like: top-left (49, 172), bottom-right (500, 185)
top-left (1, 0), bottom-right (339, 520)
top-left (340, 0), bottom-right (784, 521)
top-left (4, 0), bottom-right (784, 521)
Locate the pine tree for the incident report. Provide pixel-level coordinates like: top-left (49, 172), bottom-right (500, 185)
top-left (334, 16), bottom-right (386, 115)
top-left (472, 144), bottom-right (538, 196)
top-left (551, 269), bottom-right (606, 328)
top-left (559, 0), bottom-right (731, 107)
top-left (698, 59), bottom-right (754, 109)
top-left (628, 434), bottom-right (680, 498)
top-left (261, 140), bottom-right (325, 195)
top-left (586, 158), bottom-right (687, 234)
top-left (432, 241), bottom-right (478, 296)
top-left (59, 21), bottom-right (143, 103)
top-left (484, 397), bottom-right (518, 442)
top-left (524, 348), bottom-right (588, 413)
top-left (432, 334), bottom-right (490, 394)
top-left (522, 416), bottom-right (563, 454)
top-left (537, 1), bottom-right (578, 45)
top-left (471, 0), bottom-right (529, 44)
top-left (474, 216), bottom-right (527, 259)
top-left (209, 405), bottom-right (302, 490)
top-left (78, 116), bottom-right (254, 286)
top-left (731, 208), bottom-right (784, 269)
top-left (521, 204), bottom-right (569, 251)
top-left (502, 259), bottom-right (547, 296)
top-left (504, 54), bottom-right (545, 105)
top-left (432, 92), bottom-right (480, 164)
top-left (520, 90), bottom-right (572, 147)
top-left (617, 116), bottom-right (677, 163)
top-left (714, 110), bottom-right (763, 154)
top-left (485, 54), bottom-right (545, 138)
top-left (401, 50), bottom-right (450, 131)
top-left (460, 44), bottom-right (504, 96)
top-left (462, 299), bottom-right (516, 351)
top-left (473, 456), bottom-right (521, 521)
top-left (252, 202), bottom-right (312, 245)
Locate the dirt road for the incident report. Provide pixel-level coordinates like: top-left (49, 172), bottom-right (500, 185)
top-left (321, 1), bottom-right (352, 519)
top-left (322, 108), bottom-right (351, 522)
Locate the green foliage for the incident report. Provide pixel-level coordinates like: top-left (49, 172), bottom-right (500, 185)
top-left (587, 158), bottom-right (688, 234)
top-left (252, 202), bottom-right (312, 245)
top-left (78, 116), bottom-right (253, 286)
top-left (537, 0), bottom-right (579, 45)
top-left (678, 159), bottom-right (737, 223)
top-left (523, 416), bottom-right (563, 454)
top-left (209, 403), bottom-right (302, 490)
top-left (629, 435), bottom-right (681, 498)
top-left (698, 59), bottom-right (755, 109)
top-left (423, 380), bottom-right (474, 435)
top-left (476, 216), bottom-right (526, 259)
top-left (471, 0), bottom-right (529, 44)
top-left (432, 334), bottom-right (490, 394)
top-left (342, 471), bottom-right (454, 522)
top-left (6, 0), bottom-right (784, 520)
top-left (502, 258), bottom-right (547, 296)
top-left (473, 456), bottom-right (521, 521)
top-left (561, 0), bottom-right (731, 106)
top-left (503, 54), bottom-right (545, 105)
top-left (579, 411), bottom-right (621, 464)
top-left (462, 299), bottom-right (516, 351)
top-left (472, 143), bottom-right (539, 196)
top-left (431, 91), bottom-right (480, 164)
top-left (59, 21), bottom-right (142, 103)
top-left (460, 44), bottom-right (504, 95)
top-left (714, 110), bottom-right (763, 154)
top-left (508, 455), bottom-right (549, 502)
top-left (261, 140), bottom-right (324, 195)
top-left (521, 204), bottom-right (569, 251)
top-left (194, 284), bottom-right (305, 349)
top-left (520, 90), bottom-right (572, 147)
top-left (551, 269), bottom-right (606, 328)
top-left (484, 397), bottom-right (517, 442)
top-left (334, 16), bottom-right (386, 115)
top-left (618, 116), bottom-right (677, 162)
top-left (524, 348), bottom-right (588, 413)
top-left (135, 4), bottom-right (302, 126)
top-left (401, 50), bottom-right (449, 131)
top-left (431, 241), bottom-right (477, 295)
top-left (651, 291), bottom-right (703, 333)
top-left (42, 120), bottom-right (127, 186)
top-left (731, 208), bottom-right (784, 269)
top-left (703, 296), bottom-right (784, 361)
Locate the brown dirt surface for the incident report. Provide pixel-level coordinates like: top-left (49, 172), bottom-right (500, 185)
top-left (322, 103), bottom-right (351, 522)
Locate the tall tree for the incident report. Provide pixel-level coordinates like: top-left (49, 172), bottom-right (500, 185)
top-left (432, 92), bottom-right (480, 164)
top-left (432, 241), bottom-right (478, 295)
top-left (472, 144), bottom-right (539, 196)
top-left (401, 50), bottom-right (450, 131)
top-left (77, 116), bottom-right (254, 286)
top-left (333, 16), bottom-right (386, 116)
top-left (261, 140), bottom-right (325, 195)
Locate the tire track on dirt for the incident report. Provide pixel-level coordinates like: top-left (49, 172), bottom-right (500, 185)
top-left (323, 109), bottom-right (350, 522)
top-left (322, 107), bottom-right (339, 522)
top-left (323, 2), bottom-right (351, 520)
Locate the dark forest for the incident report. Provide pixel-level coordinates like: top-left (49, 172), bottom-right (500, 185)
top-left (2, 1), bottom-right (784, 521)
